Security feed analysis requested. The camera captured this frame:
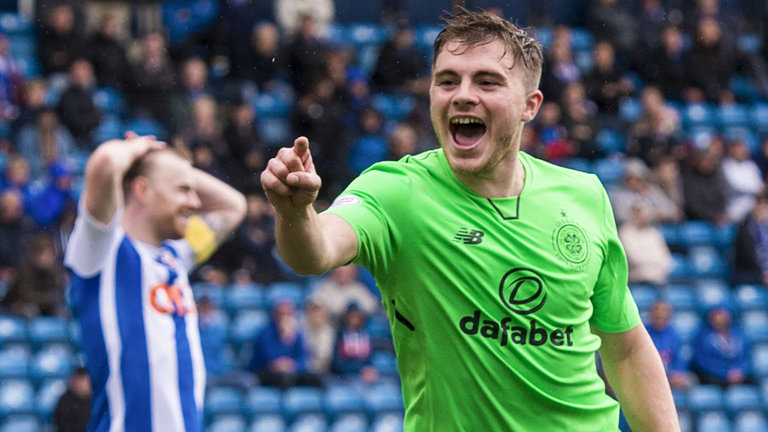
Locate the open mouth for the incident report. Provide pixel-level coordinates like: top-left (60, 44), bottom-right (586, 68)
top-left (450, 117), bottom-right (486, 148)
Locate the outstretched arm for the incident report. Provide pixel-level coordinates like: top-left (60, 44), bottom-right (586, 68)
top-left (260, 136), bottom-right (358, 275)
top-left (83, 135), bottom-right (165, 225)
top-left (595, 324), bottom-right (681, 432)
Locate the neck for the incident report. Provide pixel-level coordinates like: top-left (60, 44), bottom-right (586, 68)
top-left (122, 206), bottom-right (163, 246)
top-left (453, 153), bottom-right (526, 198)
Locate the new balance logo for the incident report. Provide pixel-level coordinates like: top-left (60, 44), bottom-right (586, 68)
top-left (453, 228), bottom-right (485, 245)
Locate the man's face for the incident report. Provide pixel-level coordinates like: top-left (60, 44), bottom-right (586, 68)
top-left (430, 39), bottom-right (541, 179)
top-left (143, 153), bottom-right (201, 240)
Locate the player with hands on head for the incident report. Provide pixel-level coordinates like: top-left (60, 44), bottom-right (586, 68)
top-left (262, 8), bottom-right (679, 432)
top-left (65, 133), bottom-right (246, 432)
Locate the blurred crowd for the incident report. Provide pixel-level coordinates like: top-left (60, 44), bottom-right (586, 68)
top-left (1, 0), bottom-right (768, 414)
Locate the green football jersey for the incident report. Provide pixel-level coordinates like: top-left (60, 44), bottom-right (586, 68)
top-left (323, 149), bottom-right (640, 432)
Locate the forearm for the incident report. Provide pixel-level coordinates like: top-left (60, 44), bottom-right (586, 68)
top-left (598, 326), bottom-right (680, 432)
top-left (275, 208), bottom-right (356, 275)
top-left (192, 169), bottom-right (247, 241)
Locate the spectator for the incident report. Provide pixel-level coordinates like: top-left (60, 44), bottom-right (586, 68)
top-left (371, 20), bottom-right (428, 94)
top-left (634, 0), bottom-right (677, 53)
top-left (38, 3), bottom-right (86, 76)
top-left (690, 303), bottom-right (754, 388)
top-left (539, 27), bottom-right (581, 104)
top-left (53, 366), bottom-right (91, 432)
top-left (582, 40), bottom-right (634, 116)
top-left (303, 299), bottom-right (335, 374)
top-left (25, 159), bottom-right (77, 228)
top-left (635, 25), bottom-right (688, 102)
top-left (12, 79), bottom-right (49, 137)
top-left (55, 58), bottom-right (101, 151)
top-left (167, 57), bottom-right (212, 134)
top-left (331, 302), bottom-right (378, 383)
top-left (174, 95), bottom-right (229, 178)
top-left (682, 147), bottom-right (728, 225)
top-left (559, 82), bottom-right (601, 160)
top-left (226, 21), bottom-right (284, 92)
top-left (124, 31), bottom-right (176, 122)
top-left (619, 204), bottom-right (673, 286)
top-left (732, 189), bottom-right (768, 285)
top-left (0, 154), bottom-right (32, 197)
top-left (628, 86), bottom-right (683, 168)
top-left (531, 101), bottom-right (575, 163)
top-left (275, 0), bottom-right (335, 39)
top-left (213, 0), bottom-right (275, 78)
top-left (609, 158), bottom-right (682, 225)
top-left (0, 32), bottom-right (24, 124)
top-left (683, 17), bottom-right (739, 103)
top-left (0, 189), bottom-right (35, 281)
top-left (585, 0), bottom-right (638, 57)
top-left (308, 264), bottom-right (380, 323)
top-left (645, 300), bottom-right (693, 389)
top-left (249, 298), bottom-right (324, 389)
top-left (1, 232), bottom-right (65, 318)
top-left (282, 14), bottom-right (331, 96)
top-left (16, 108), bottom-right (77, 181)
top-left (652, 156), bottom-right (685, 217)
top-left (161, 0), bottom-right (219, 63)
top-left (387, 122), bottom-right (418, 161)
top-left (86, 12), bottom-right (128, 90)
top-left (222, 100), bottom-right (266, 192)
top-left (349, 108), bottom-right (389, 176)
top-left (722, 139), bottom-right (764, 223)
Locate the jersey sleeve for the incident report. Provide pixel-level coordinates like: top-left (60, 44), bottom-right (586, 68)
top-left (64, 199), bottom-right (122, 277)
top-left (589, 185), bottom-right (641, 333)
top-left (322, 162), bottom-right (407, 278)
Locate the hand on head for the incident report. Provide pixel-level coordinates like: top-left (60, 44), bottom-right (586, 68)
top-left (261, 136), bottom-right (322, 212)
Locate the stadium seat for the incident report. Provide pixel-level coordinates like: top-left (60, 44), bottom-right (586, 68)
top-left (266, 282), bottom-right (305, 308)
top-left (0, 415), bottom-right (40, 432)
top-left (245, 386), bottom-right (283, 417)
top-left (288, 413), bottom-right (327, 432)
top-left (192, 282), bottom-right (225, 306)
top-left (696, 410), bottom-right (733, 432)
top-left (323, 383), bottom-right (366, 421)
top-left (718, 103), bottom-right (750, 128)
top-left (668, 253), bottom-right (693, 283)
top-left (734, 285), bottom-right (768, 312)
top-left (35, 378), bottom-right (66, 423)
top-left (205, 385), bottom-right (244, 419)
top-left (371, 350), bottom-right (398, 377)
top-left (671, 388), bottom-right (688, 410)
top-left (738, 33), bottom-right (763, 54)
top-left (0, 380), bottom-right (35, 417)
top-left (333, 0), bottom-right (383, 23)
top-left (678, 221), bottom-right (716, 249)
top-left (592, 157), bottom-right (626, 187)
top-left (682, 103), bottom-right (717, 129)
top-left (249, 414), bottom-right (286, 432)
top-left (595, 128), bottom-right (625, 154)
top-left (670, 309), bottom-right (701, 344)
top-left (724, 385), bottom-right (763, 417)
top-left (618, 97), bottom-right (642, 123)
top-left (93, 87), bottom-right (126, 116)
top-left (723, 126), bottom-right (760, 154)
top-left (93, 114), bottom-right (125, 143)
top-left (0, 315), bottom-right (27, 347)
top-left (227, 309), bottom-right (269, 349)
top-left (371, 93), bottom-right (416, 122)
top-left (282, 387), bottom-right (324, 422)
top-left (734, 411), bottom-right (768, 432)
top-left (749, 103), bottom-right (768, 133)
top-left (688, 246), bottom-right (729, 280)
top-left (346, 22), bottom-right (389, 48)
top-left (742, 310), bottom-right (768, 344)
top-left (206, 414), bottom-right (248, 432)
top-left (370, 412), bottom-right (404, 432)
top-left (253, 92), bottom-right (292, 118)
top-left (0, 13), bottom-right (33, 35)
top-left (27, 316), bottom-right (70, 350)
top-left (753, 344), bottom-right (768, 378)
top-left (661, 284), bottom-right (698, 312)
top-left (414, 25), bottom-right (442, 60)
top-left (688, 385), bottom-right (725, 413)
top-left (678, 410), bottom-right (693, 432)
top-left (329, 413), bottom-right (368, 432)
top-left (364, 382), bottom-right (403, 418)
top-left (29, 346), bottom-right (75, 384)
top-left (224, 285), bottom-right (265, 315)
top-left (570, 27), bottom-right (594, 52)
top-left (125, 118), bottom-right (167, 141)
top-left (259, 117), bottom-right (291, 147)
top-left (0, 346), bottom-right (30, 380)
top-left (695, 280), bottom-right (732, 313)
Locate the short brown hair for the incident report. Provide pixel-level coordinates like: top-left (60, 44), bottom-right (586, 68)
top-left (121, 147), bottom-right (191, 200)
top-left (432, 8), bottom-right (543, 90)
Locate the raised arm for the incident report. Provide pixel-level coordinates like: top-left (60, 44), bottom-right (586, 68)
top-left (192, 167), bottom-right (247, 245)
top-left (260, 136), bottom-right (358, 275)
top-left (595, 324), bottom-right (681, 432)
top-left (83, 136), bottom-right (165, 225)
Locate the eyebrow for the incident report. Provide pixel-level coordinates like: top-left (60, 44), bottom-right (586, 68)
top-left (434, 69), bottom-right (507, 81)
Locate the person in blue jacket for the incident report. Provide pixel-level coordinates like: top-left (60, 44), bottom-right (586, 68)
top-left (645, 300), bottom-right (692, 389)
top-left (690, 302), bottom-right (754, 387)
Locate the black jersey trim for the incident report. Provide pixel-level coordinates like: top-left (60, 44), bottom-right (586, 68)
top-left (391, 300), bottom-right (415, 331)
top-left (487, 197), bottom-right (520, 221)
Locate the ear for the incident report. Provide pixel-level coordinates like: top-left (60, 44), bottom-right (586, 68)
top-left (521, 89), bottom-right (544, 123)
top-left (131, 176), bottom-right (152, 206)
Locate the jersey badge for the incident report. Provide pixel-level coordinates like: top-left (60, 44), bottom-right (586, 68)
top-left (329, 194), bottom-right (361, 208)
top-left (551, 212), bottom-right (590, 269)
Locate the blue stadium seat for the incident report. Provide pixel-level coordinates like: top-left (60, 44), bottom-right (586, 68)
top-left (682, 103), bottom-right (717, 129)
top-left (696, 410), bottom-right (733, 432)
top-left (266, 282), bottom-right (305, 308)
top-left (282, 387), bottom-right (324, 422)
top-left (364, 382), bottom-right (403, 418)
top-left (224, 285), bottom-right (265, 315)
top-left (618, 97), bottom-right (642, 123)
top-left (371, 93), bottom-right (416, 122)
top-left (753, 344), bottom-right (768, 378)
top-left (688, 385), bottom-right (725, 413)
top-left (246, 386), bottom-right (283, 417)
top-left (414, 25), bottom-right (442, 60)
top-left (678, 410), bottom-right (693, 432)
top-left (570, 27), bottom-right (594, 52)
top-left (671, 388), bottom-right (688, 410)
top-left (333, 0), bottom-right (383, 23)
top-left (93, 114), bottom-right (125, 143)
top-left (0, 347), bottom-right (30, 380)
top-left (370, 412), bottom-right (404, 432)
top-left (718, 103), bottom-right (750, 128)
top-left (0, 380), bottom-right (35, 417)
top-left (677, 221), bottom-right (716, 248)
top-left (734, 411), bottom-right (768, 432)
top-left (35, 378), bottom-right (66, 423)
top-left (742, 310), bottom-right (768, 344)
top-left (227, 309), bottom-right (269, 349)
top-left (688, 246), bottom-right (729, 280)
top-left (738, 33), bottom-right (763, 54)
top-left (695, 280), bottom-right (732, 313)
top-left (288, 413), bottom-right (327, 432)
top-left (205, 386), bottom-right (244, 419)
top-left (750, 103), bottom-right (768, 132)
top-left (329, 413), bottom-right (368, 432)
top-left (723, 126), bottom-right (760, 154)
top-left (27, 316), bottom-right (70, 350)
top-left (371, 350), bottom-right (398, 377)
top-left (206, 414), bottom-right (248, 432)
top-left (670, 310), bottom-right (701, 344)
top-left (249, 414), bottom-right (286, 432)
top-left (592, 157), bottom-right (626, 187)
top-left (93, 87), bottom-right (126, 116)
top-left (0, 415), bottom-right (40, 432)
top-left (259, 117), bottom-right (291, 147)
top-left (0, 315), bottom-right (27, 347)
top-left (253, 92), bottom-right (292, 118)
top-left (346, 22), bottom-right (389, 48)
top-left (595, 128), bottom-right (625, 154)
top-left (323, 383), bottom-right (366, 421)
top-left (192, 282), bottom-right (225, 306)
top-left (724, 385), bottom-right (763, 417)
top-left (125, 118), bottom-right (167, 141)
top-left (630, 284), bottom-right (658, 313)
top-left (668, 253), bottom-right (692, 283)
top-left (29, 346), bottom-right (75, 384)
top-left (734, 285), bottom-right (768, 312)
top-left (0, 13), bottom-right (33, 35)
top-left (661, 284), bottom-right (698, 312)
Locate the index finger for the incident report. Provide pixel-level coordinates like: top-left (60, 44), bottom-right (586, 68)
top-left (293, 136), bottom-right (310, 160)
